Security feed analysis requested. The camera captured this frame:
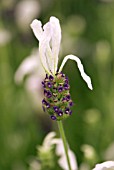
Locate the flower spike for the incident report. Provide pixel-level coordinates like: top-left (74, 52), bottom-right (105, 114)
top-left (59, 55), bottom-right (93, 90)
top-left (30, 16), bottom-right (93, 120)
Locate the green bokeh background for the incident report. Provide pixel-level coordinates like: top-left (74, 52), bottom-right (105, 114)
top-left (0, 0), bottom-right (114, 169)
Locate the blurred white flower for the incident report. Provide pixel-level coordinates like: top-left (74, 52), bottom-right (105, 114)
top-left (14, 48), bottom-right (45, 110)
top-left (81, 144), bottom-right (97, 164)
top-left (79, 162), bottom-right (90, 170)
top-left (52, 138), bottom-right (78, 170)
top-left (104, 143), bottom-right (114, 160)
top-left (29, 160), bottom-right (41, 170)
top-left (92, 161), bottom-right (114, 170)
top-left (58, 149), bottom-right (77, 170)
top-left (15, 0), bottom-right (41, 31)
top-left (81, 144), bottom-right (96, 160)
top-left (40, 131), bottom-right (56, 151)
top-left (0, 29), bottom-right (12, 46)
top-left (36, 132), bottom-right (77, 170)
top-left (30, 16), bottom-right (93, 90)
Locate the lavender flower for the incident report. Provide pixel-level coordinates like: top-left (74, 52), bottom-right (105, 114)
top-left (30, 16), bottom-right (93, 120)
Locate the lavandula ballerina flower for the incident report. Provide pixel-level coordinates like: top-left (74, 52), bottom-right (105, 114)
top-left (14, 49), bottom-right (45, 110)
top-left (52, 138), bottom-right (78, 170)
top-left (30, 16), bottom-right (93, 121)
top-left (41, 132), bottom-right (77, 170)
top-left (15, 0), bottom-right (41, 32)
top-left (0, 29), bottom-right (11, 46)
top-left (92, 161), bottom-right (114, 170)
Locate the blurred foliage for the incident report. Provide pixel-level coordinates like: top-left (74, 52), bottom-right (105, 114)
top-left (0, 0), bottom-right (114, 170)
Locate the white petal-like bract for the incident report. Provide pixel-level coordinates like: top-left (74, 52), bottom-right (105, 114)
top-left (50, 16), bottom-right (61, 74)
top-left (59, 55), bottom-right (93, 90)
top-left (30, 16), bottom-right (61, 74)
top-left (30, 19), bottom-right (43, 41)
top-left (52, 138), bottom-right (78, 170)
top-left (92, 161), bottom-right (114, 170)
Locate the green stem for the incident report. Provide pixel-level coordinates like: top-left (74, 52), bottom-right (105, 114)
top-left (57, 120), bottom-right (72, 170)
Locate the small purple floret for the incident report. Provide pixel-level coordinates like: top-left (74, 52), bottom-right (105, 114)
top-left (47, 82), bottom-right (53, 88)
top-left (62, 97), bottom-right (66, 101)
top-left (65, 79), bottom-right (69, 84)
top-left (46, 102), bottom-right (50, 108)
top-left (65, 108), bottom-right (70, 114)
top-left (58, 86), bottom-right (63, 92)
top-left (44, 90), bottom-right (52, 98)
top-left (66, 94), bottom-right (70, 101)
top-left (49, 75), bottom-right (54, 81)
top-left (69, 101), bottom-right (73, 106)
top-left (41, 81), bottom-right (45, 87)
top-left (45, 74), bottom-right (48, 79)
top-left (47, 91), bottom-right (52, 98)
top-left (58, 110), bottom-right (63, 116)
top-left (42, 99), bottom-right (46, 104)
top-left (64, 83), bottom-right (69, 90)
top-left (51, 115), bottom-right (56, 120)
top-left (69, 110), bottom-right (72, 115)
top-left (61, 73), bottom-right (65, 77)
top-left (42, 106), bottom-right (45, 112)
top-left (53, 106), bottom-right (59, 112)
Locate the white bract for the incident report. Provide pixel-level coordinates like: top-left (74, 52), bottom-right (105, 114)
top-left (14, 49), bottom-right (45, 110)
top-left (14, 49), bottom-right (44, 84)
top-left (30, 16), bottom-right (93, 90)
top-left (38, 132), bottom-right (78, 170)
top-left (52, 138), bottom-right (78, 170)
top-left (92, 161), bottom-right (114, 170)
top-left (0, 29), bottom-right (12, 46)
